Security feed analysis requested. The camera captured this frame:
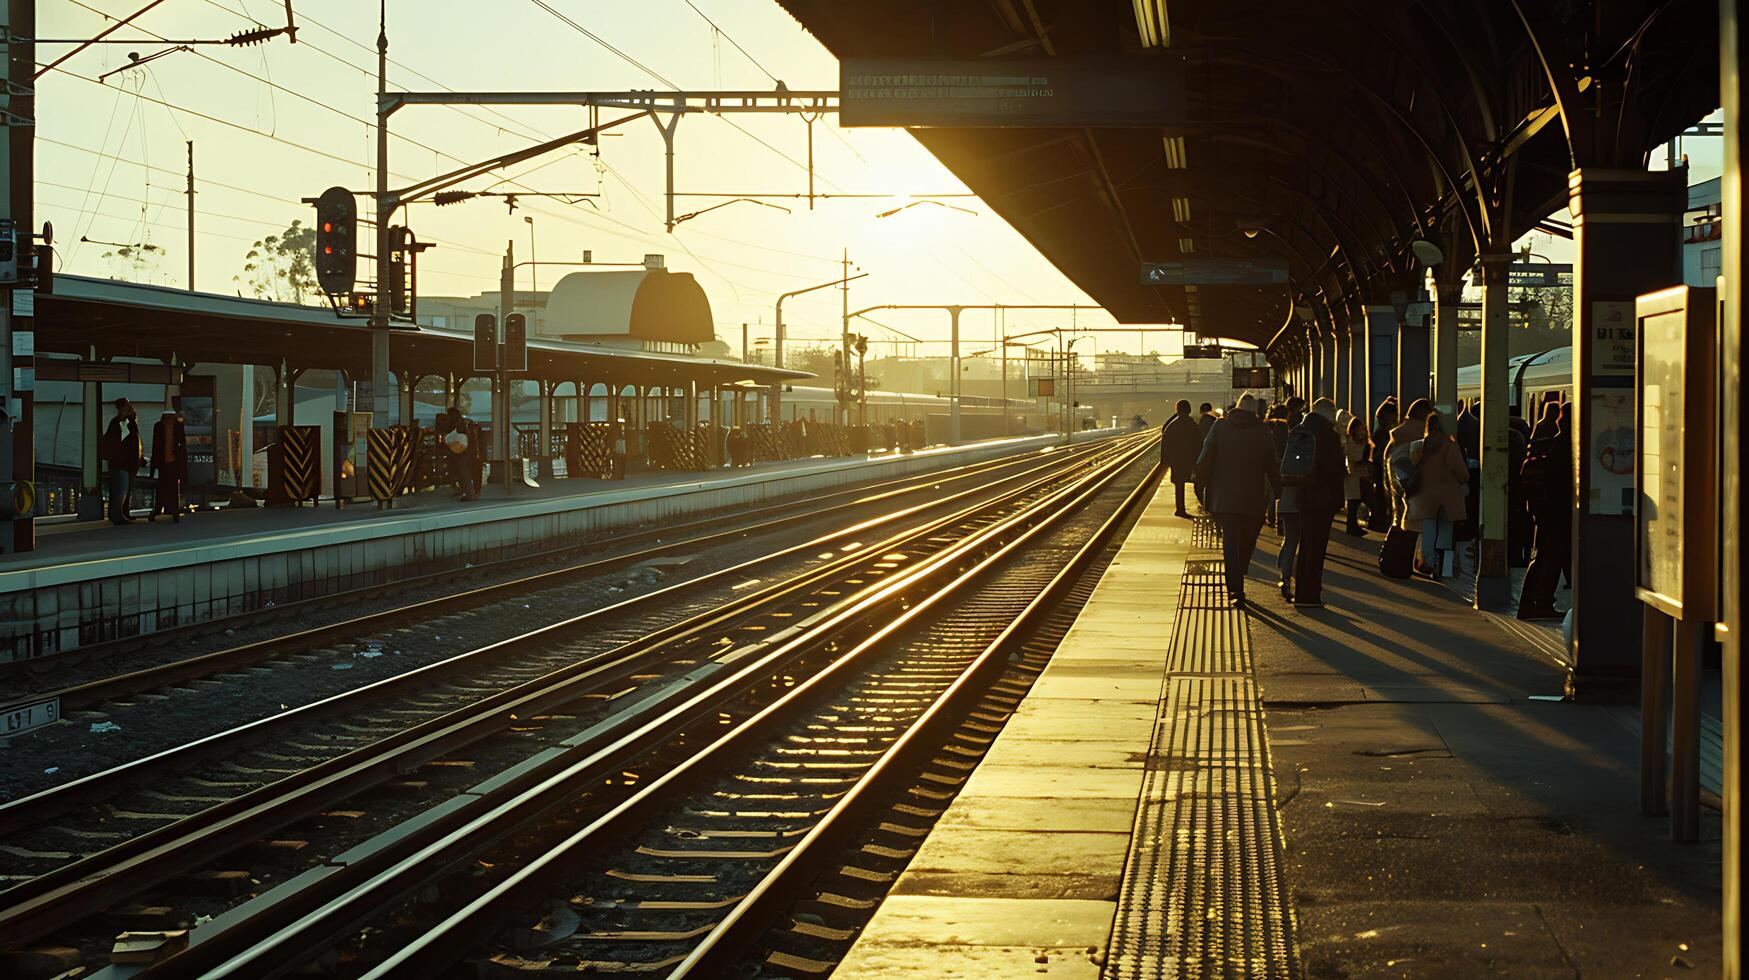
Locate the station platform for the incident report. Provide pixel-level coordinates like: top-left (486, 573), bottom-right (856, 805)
top-left (836, 483), bottom-right (1721, 978)
top-left (0, 432), bottom-right (1115, 662)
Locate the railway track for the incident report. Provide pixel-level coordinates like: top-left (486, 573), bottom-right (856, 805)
top-left (0, 433), bottom-right (1156, 977)
top-left (1, 440), bottom-right (1116, 714)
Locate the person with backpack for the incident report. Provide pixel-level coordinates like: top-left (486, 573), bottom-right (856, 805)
top-left (1195, 393), bottom-right (1280, 607)
top-left (1160, 399), bottom-right (1203, 518)
top-left (101, 398), bottom-right (143, 525)
top-left (1280, 398), bottom-right (1346, 606)
top-left (1516, 404), bottom-right (1572, 619)
top-left (1404, 411), bottom-right (1471, 578)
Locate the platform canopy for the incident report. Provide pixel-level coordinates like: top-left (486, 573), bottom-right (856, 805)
top-left (36, 274), bottom-right (810, 388)
top-left (776, 0), bottom-right (1720, 351)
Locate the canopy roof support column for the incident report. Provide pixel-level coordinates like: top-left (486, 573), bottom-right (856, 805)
top-left (1473, 251), bottom-right (1514, 610)
top-left (1563, 167), bottom-right (1686, 701)
top-left (1431, 274), bottom-right (1464, 417)
top-left (1717, 7), bottom-right (1746, 970)
top-left (1365, 303), bottom-right (1400, 416)
top-left (1397, 302), bottom-right (1430, 406)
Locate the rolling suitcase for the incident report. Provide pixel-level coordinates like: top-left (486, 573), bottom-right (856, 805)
top-left (1378, 526), bottom-right (1418, 579)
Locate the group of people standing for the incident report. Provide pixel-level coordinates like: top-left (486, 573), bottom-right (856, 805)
top-left (100, 397), bottom-right (189, 525)
top-left (1161, 390), bottom-right (1573, 620)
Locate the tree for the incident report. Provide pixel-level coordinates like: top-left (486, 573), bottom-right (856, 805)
top-left (1456, 282), bottom-right (1574, 366)
top-left (237, 219), bottom-right (318, 303)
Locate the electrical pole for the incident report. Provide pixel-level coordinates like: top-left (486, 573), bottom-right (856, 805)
top-left (369, 3), bottom-right (392, 426)
top-left (186, 140), bottom-right (195, 290)
top-left (839, 248), bottom-right (851, 426)
top-left (2, 0), bottom-right (35, 553)
top-left (500, 239), bottom-right (513, 492)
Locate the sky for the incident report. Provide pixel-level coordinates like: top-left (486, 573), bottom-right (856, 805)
top-left (36, 0), bottom-right (1155, 363)
top-left (34, 2), bottom-right (1728, 363)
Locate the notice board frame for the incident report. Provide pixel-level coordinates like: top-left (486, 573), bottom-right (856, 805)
top-left (1633, 285), bottom-right (1718, 622)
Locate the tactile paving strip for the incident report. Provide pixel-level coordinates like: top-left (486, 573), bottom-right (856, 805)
top-left (1105, 525), bottom-right (1299, 979)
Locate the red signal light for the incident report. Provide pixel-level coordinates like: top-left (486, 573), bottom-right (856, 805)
top-left (322, 221), bottom-right (334, 233)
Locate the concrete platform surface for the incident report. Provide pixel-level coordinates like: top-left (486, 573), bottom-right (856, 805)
top-left (836, 494), bottom-right (1722, 979)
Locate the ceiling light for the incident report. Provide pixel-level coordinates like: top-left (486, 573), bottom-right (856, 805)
top-left (1163, 135), bottom-right (1187, 170)
top-left (1178, 237), bottom-right (1196, 253)
top-left (1171, 197), bottom-right (1192, 223)
top-left (1132, 0), bottom-right (1169, 48)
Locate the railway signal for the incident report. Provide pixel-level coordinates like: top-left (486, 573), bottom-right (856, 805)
top-left (313, 186), bottom-right (356, 296)
top-left (502, 313), bottom-right (528, 372)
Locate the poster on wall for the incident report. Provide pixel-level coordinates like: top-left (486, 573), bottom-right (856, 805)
top-left (1588, 389), bottom-right (1635, 515)
top-left (1590, 301), bottom-right (1636, 376)
top-left (176, 375), bottom-right (218, 494)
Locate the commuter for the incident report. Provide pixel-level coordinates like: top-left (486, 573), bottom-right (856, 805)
top-left (1404, 411), bottom-right (1471, 578)
top-left (1194, 402), bottom-right (1218, 504)
top-left (1194, 392), bottom-right (1281, 607)
top-left (101, 397), bottom-right (142, 525)
top-left (1263, 406), bottom-right (1292, 530)
top-left (1342, 414), bottom-right (1374, 537)
top-left (1529, 399), bottom-right (1560, 443)
top-left (1273, 408), bottom-right (1301, 598)
top-left (1456, 398), bottom-right (1481, 463)
top-left (884, 418), bottom-right (897, 454)
top-left (611, 420), bottom-right (629, 479)
top-left (1384, 398), bottom-right (1434, 528)
top-left (1516, 403), bottom-right (1572, 620)
top-left (1369, 400), bottom-right (1398, 531)
top-left (1160, 399), bottom-right (1203, 518)
top-left (1508, 416), bottom-right (1532, 566)
top-left (441, 408), bottom-right (475, 499)
top-left (149, 409), bottom-right (188, 523)
top-left (1281, 398), bottom-right (1346, 606)
top-left (1284, 396), bottom-right (1306, 429)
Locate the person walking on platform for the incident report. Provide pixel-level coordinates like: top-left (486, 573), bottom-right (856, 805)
top-left (1517, 403), bottom-right (1572, 620)
top-left (1508, 415), bottom-right (1532, 566)
top-left (1195, 393), bottom-right (1280, 608)
top-left (610, 420), bottom-right (629, 480)
top-left (1368, 400), bottom-right (1398, 532)
top-left (1193, 402), bottom-right (1219, 504)
top-left (101, 398), bottom-right (142, 525)
top-left (1263, 406), bottom-right (1292, 531)
top-left (1273, 407), bottom-right (1301, 597)
top-left (1280, 398), bottom-right (1345, 606)
top-left (1342, 413), bottom-right (1373, 537)
top-left (1404, 411), bottom-right (1471, 578)
top-left (1384, 398), bottom-right (1434, 528)
top-left (150, 409), bottom-right (188, 523)
top-left (1160, 399), bottom-right (1202, 518)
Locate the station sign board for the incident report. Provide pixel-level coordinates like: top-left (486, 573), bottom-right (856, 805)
top-left (1141, 259), bottom-right (1289, 286)
top-left (840, 58), bottom-right (1182, 128)
top-left (1181, 344), bottom-right (1223, 359)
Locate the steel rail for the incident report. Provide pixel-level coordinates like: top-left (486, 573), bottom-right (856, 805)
top-left (0, 437), bottom-right (1150, 953)
top-left (140, 440), bottom-right (1154, 979)
top-left (673, 463), bottom-right (1164, 977)
top-left (0, 438), bottom-right (1124, 835)
top-left (0, 441), bottom-right (1100, 709)
top-left (342, 448), bottom-right (1155, 980)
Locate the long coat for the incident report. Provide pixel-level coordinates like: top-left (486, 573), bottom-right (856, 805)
top-left (1195, 409), bottom-right (1280, 518)
top-left (1160, 412), bottom-right (1203, 483)
top-left (1404, 435), bottom-right (1472, 524)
